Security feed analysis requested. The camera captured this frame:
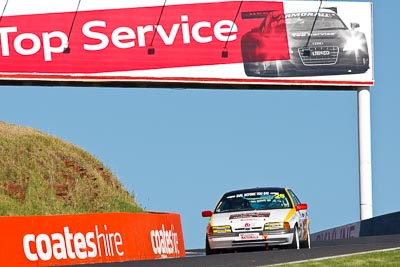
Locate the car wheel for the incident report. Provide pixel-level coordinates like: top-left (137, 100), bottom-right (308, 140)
top-left (300, 228), bottom-right (311, 249)
top-left (290, 226), bottom-right (300, 249)
top-left (205, 237), bottom-right (216, 255)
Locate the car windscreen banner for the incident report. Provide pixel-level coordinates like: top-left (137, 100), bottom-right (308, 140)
top-left (0, 0), bottom-right (373, 87)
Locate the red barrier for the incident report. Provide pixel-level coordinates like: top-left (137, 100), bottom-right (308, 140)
top-left (0, 212), bottom-right (185, 266)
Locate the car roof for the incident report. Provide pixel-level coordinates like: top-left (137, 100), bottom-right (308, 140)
top-left (222, 187), bottom-right (288, 196)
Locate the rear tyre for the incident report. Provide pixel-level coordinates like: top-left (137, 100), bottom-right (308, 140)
top-left (300, 228), bottom-right (311, 249)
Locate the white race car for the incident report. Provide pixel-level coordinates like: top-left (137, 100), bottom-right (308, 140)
top-left (201, 187), bottom-right (310, 254)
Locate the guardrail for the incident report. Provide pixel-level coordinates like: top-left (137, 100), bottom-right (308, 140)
top-left (0, 212), bottom-right (186, 266)
top-left (311, 211), bottom-right (400, 241)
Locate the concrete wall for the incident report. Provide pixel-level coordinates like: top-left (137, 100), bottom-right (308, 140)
top-left (359, 211), bottom-right (400, 236)
top-left (311, 211), bottom-right (400, 241)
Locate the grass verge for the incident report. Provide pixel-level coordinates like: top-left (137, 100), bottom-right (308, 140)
top-left (0, 121), bottom-right (144, 215)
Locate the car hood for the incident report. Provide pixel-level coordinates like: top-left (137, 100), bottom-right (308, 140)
top-left (288, 29), bottom-right (353, 45)
top-left (211, 209), bottom-right (293, 229)
top-left (290, 31), bottom-right (339, 40)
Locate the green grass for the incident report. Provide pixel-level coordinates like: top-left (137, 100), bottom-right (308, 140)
top-left (0, 121), bottom-right (145, 216)
top-left (272, 249), bottom-right (400, 267)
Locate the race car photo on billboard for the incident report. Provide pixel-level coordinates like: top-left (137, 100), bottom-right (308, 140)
top-left (201, 187), bottom-right (310, 255)
top-left (241, 5), bottom-right (370, 77)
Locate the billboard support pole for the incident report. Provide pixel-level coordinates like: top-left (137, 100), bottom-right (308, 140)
top-left (357, 86), bottom-right (373, 220)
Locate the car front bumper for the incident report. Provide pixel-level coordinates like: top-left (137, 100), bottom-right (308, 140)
top-left (207, 229), bottom-right (295, 250)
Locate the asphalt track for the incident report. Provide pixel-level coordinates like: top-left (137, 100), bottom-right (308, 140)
top-left (64, 234), bottom-right (400, 267)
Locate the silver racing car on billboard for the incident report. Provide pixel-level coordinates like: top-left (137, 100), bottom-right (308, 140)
top-left (241, 7), bottom-right (370, 77)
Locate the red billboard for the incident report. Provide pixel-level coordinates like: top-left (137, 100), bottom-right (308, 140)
top-left (0, 0), bottom-right (373, 87)
top-left (0, 212), bottom-right (185, 266)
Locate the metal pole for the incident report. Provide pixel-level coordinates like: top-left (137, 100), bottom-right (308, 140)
top-left (357, 87), bottom-right (373, 220)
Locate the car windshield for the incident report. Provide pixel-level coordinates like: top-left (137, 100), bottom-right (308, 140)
top-left (214, 190), bottom-right (292, 213)
top-left (285, 12), bottom-right (347, 32)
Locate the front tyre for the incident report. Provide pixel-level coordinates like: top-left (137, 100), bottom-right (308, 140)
top-left (205, 237), bottom-right (217, 255)
top-left (289, 226), bottom-right (300, 249)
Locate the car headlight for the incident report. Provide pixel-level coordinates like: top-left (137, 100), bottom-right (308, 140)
top-left (264, 222), bottom-right (290, 231)
top-left (212, 225), bottom-right (232, 233)
top-left (343, 33), bottom-right (366, 53)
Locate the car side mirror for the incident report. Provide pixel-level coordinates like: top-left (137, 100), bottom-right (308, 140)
top-left (202, 210), bottom-right (213, 217)
top-left (295, 203), bottom-right (308, 211)
top-left (351, 22), bottom-right (360, 29)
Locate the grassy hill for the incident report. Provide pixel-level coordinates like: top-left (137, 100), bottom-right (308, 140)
top-left (0, 121), bottom-right (144, 216)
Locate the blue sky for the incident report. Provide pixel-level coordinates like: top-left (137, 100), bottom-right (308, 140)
top-left (0, 0), bottom-right (398, 249)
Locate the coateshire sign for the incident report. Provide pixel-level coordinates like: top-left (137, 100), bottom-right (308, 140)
top-left (0, 212), bottom-right (185, 266)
